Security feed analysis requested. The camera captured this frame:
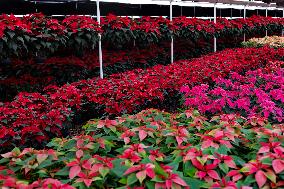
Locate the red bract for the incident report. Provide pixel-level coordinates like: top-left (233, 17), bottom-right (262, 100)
top-left (210, 178), bottom-right (238, 189)
top-left (199, 129), bottom-right (233, 149)
top-left (23, 13), bottom-right (65, 35)
top-left (242, 160), bottom-right (272, 188)
top-left (66, 155), bottom-right (113, 187)
top-left (62, 15), bottom-right (101, 33)
top-left (214, 153), bottom-right (237, 169)
top-left (164, 126), bottom-right (189, 146)
top-left (35, 178), bottom-right (75, 189)
top-left (0, 176), bottom-right (75, 189)
top-left (192, 157), bottom-right (221, 181)
top-left (155, 171), bottom-right (188, 189)
top-left (124, 163), bottom-right (155, 183)
top-left (149, 149), bottom-right (165, 162)
top-left (258, 141), bottom-right (284, 154)
top-left (119, 148), bottom-right (142, 163)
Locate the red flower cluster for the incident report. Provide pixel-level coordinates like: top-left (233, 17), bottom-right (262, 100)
top-left (0, 14), bottom-right (31, 38)
top-left (62, 15), bottom-right (101, 33)
top-left (0, 47), bottom-right (283, 150)
top-left (172, 15), bottom-right (284, 36)
top-left (23, 13), bottom-right (65, 36)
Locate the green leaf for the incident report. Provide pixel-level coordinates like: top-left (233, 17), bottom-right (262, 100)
top-left (243, 174), bottom-right (255, 185)
top-left (183, 161), bottom-right (197, 177)
top-left (261, 157), bottom-right (272, 165)
top-left (0, 158), bottom-right (9, 164)
top-left (37, 159), bottom-right (53, 169)
top-left (219, 163), bottom-right (229, 174)
top-left (127, 173), bottom-right (138, 186)
top-left (111, 159), bottom-right (127, 177)
top-left (183, 177), bottom-right (205, 189)
top-left (217, 145), bottom-right (230, 154)
top-left (23, 35), bottom-right (30, 41)
top-left (167, 158), bottom-right (181, 171)
top-left (63, 139), bottom-right (76, 150)
top-left (9, 41), bottom-right (17, 51)
top-left (119, 177), bottom-right (127, 184)
top-left (7, 31), bottom-right (15, 38)
top-left (85, 33), bottom-right (92, 40)
top-left (72, 182), bottom-right (87, 189)
top-left (99, 167), bottom-right (109, 178)
top-left (55, 166), bottom-right (69, 176)
top-left (265, 170), bottom-right (276, 183)
top-left (154, 162), bottom-right (168, 177)
top-left (75, 37), bottom-right (82, 45)
top-left (145, 181), bottom-right (155, 189)
top-left (36, 169), bottom-right (48, 178)
top-left (116, 186), bottom-right (127, 189)
top-left (17, 36), bottom-right (24, 44)
top-left (232, 155), bottom-right (246, 166)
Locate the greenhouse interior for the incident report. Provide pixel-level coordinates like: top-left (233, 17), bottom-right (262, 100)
top-left (0, 0), bottom-right (284, 188)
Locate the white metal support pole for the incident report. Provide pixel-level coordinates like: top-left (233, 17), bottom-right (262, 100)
top-left (170, 0), bottom-right (174, 63)
top-left (282, 9), bottom-right (284, 36)
top-left (244, 5), bottom-right (246, 42)
top-left (214, 3), bottom-right (217, 52)
top-left (97, 0), bottom-right (103, 79)
top-left (35, 2), bottom-right (38, 12)
top-left (266, 8), bottom-right (268, 36)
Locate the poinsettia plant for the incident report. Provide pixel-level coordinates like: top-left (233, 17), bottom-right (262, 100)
top-left (0, 109), bottom-right (283, 188)
top-left (0, 47), bottom-right (284, 152)
top-left (181, 68), bottom-right (284, 123)
top-left (0, 14), bottom-right (31, 60)
top-left (1, 13), bottom-right (284, 59)
top-left (22, 13), bottom-right (67, 58)
top-left (62, 15), bottom-right (101, 56)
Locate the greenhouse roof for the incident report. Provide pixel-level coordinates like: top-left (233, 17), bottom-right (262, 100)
top-left (1, 0), bottom-right (283, 16)
top-left (25, 0), bottom-right (283, 9)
